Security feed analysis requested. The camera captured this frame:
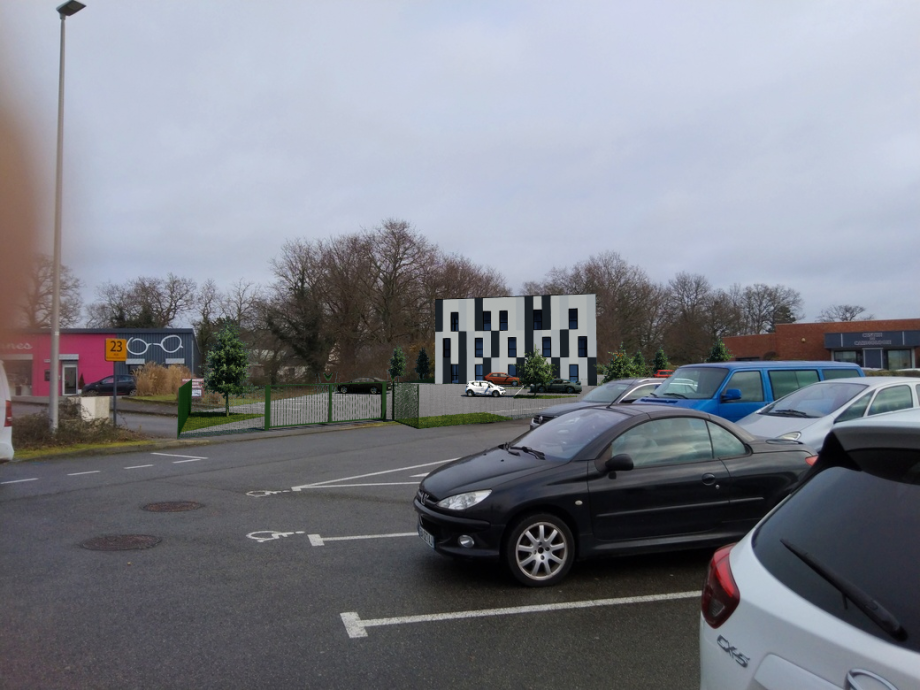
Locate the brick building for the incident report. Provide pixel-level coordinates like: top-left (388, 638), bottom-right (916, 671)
top-left (723, 319), bottom-right (920, 370)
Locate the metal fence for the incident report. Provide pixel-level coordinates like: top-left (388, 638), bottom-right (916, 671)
top-left (177, 381), bottom-right (593, 436)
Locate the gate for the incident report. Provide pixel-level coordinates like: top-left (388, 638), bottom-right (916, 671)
top-left (392, 383), bottom-right (420, 428)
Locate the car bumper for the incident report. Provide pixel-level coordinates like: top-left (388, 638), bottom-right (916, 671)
top-left (413, 498), bottom-right (503, 559)
top-left (0, 440), bottom-right (14, 462)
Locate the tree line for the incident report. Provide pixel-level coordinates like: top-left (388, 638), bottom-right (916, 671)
top-left (17, 218), bottom-right (873, 383)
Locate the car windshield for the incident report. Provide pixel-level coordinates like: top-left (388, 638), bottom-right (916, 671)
top-left (509, 408), bottom-right (625, 462)
top-left (650, 367), bottom-right (727, 400)
top-left (582, 382), bottom-right (631, 403)
top-left (761, 381), bottom-right (867, 419)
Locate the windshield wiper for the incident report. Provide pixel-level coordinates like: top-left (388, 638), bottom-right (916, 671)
top-left (661, 392), bottom-right (687, 399)
top-left (511, 445), bottom-right (545, 460)
top-left (768, 409), bottom-right (810, 418)
top-left (781, 539), bottom-right (906, 640)
top-left (501, 441), bottom-right (520, 455)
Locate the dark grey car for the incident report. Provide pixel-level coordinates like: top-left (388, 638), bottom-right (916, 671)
top-left (530, 377), bottom-right (662, 429)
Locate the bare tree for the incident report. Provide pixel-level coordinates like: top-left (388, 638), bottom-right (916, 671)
top-left (18, 254), bottom-right (83, 328)
top-left (740, 284), bottom-right (803, 334)
top-left (817, 304), bottom-right (873, 322)
top-left (86, 273), bottom-right (197, 328)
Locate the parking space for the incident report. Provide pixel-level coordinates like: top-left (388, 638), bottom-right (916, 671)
top-left (0, 420), bottom-right (705, 689)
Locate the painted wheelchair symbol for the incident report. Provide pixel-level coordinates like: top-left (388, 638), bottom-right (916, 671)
top-left (247, 530), bottom-right (305, 543)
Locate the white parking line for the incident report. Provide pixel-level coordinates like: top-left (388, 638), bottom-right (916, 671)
top-left (151, 453), bottom-right (208, 460)
top-left (172, 458), bottom-right (204, 464)
top-left (308, 532), bottom-right (415, 546)
top-left (340, 591), bottom-right (700, 639)
top-left (0, 478), bottom-right (39, 485)
top-left (125, 464), bottom-right (154, 469)
top-left (291, 459), bottom-right (456, 491)
top-left (67, 471), bottom-right (100, 476)
top-left (295, 482), bottom-right (419, 489)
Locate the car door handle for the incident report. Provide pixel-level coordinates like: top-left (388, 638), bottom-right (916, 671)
top-left (701, 473), bottom-right (718, 486)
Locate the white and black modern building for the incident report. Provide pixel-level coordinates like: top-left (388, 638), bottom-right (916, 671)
top-left (435, 295), bottom-right (598, 385)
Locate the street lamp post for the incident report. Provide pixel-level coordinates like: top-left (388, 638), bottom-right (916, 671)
top-left (50, 0), bottom-right (85, 431)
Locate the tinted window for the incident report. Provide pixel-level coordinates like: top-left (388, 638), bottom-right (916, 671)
top-left (533, 310), bottom-right (543, 330)
top-left (611, 417), bottom-right (713, 467)
top-left (821, 368), bottom-right (860, 380)
top-left (569, 308), bottom-right (578, 329)
top-left (578, 336), bottom-right (587, 357)
top-left (499, 310), bottom-right (508, 331)
top-left (450, 312), bottom-right (458, 331)
top-left (482, 311), bottom-right (491, 331)
top-left (475, 364), bottom-right (483, 380)
top-left (475, 338), bottom-right (483, 357)
top-left (583, 382), bottom-right (631, 403)
top-left (768, 370), bottom-right (819, 399)
top-left (622, 384), bottom-right (658, 402)
top-left (707, 422), bottom-right (747, 458)
top-left (569, 365), bottom-right (578, 382)
top-left (508, 337), bottom-right (517, 358)
top-left (654, 367), bottom-right (727, 400)
top-left (450, 365), bottom-right (459, 383)
top-left (443, 339), bottom-right (451, 358)
top-left (835, 391), bottom-right (872, 422)
top-left (725, 371), bottom-right (764, 402)
top-left (753, 463), bottom-right (920, 652)
top-left (867, 385), bottom-right (913, 416)
top-left (521, 408), bottom-right (625, 461)
top-left (542, 337), bottom-right (551, 357)
top-left (508, 364), bottom-right (516, 376)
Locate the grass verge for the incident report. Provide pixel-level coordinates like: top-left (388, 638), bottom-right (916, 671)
top-left (181, 411), bottom-right (263, 432)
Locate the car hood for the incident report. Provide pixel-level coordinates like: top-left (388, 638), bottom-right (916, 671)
top-left (536, 401), bottom-right (597, 419)
top-left (422, 447), bottom-right (552, 498)
top-left (735, 411), bottom-right (821, 438)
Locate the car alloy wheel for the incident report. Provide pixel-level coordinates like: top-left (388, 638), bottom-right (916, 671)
top-left (370, 387), bottom-right (377, 394)
top-left (504, 513), bottom-right (574, 587)
top-left (466, 390), bottom-right (474, 396)
top-left (566, 386), bottom-right (574, 393)
top-left (492, 390), bottom-right (499, 397)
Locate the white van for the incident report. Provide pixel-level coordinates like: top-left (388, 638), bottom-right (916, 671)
top-left (0, 360), bottom-right (14, 462)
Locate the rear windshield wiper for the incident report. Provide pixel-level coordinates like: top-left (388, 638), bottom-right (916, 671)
top-left (511, 445), bottom-right (545, 460)
top-left (781, 539), bottom-right (906, 640)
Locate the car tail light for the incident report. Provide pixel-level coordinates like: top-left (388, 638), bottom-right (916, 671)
top-left (701, 543), bottom-right (739, 628)
top-left (4, 400), bottom-right (12, 427)
top-left (805, 455), bottom-right (818, 466)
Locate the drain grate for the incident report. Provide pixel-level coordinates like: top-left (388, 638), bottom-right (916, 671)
top-left (81, 535), bottom-right (162, 551)
top-left (142, 501), bottom-right (204, 513)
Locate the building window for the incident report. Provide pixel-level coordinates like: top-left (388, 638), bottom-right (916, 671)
top-left (508, 364), bottom-right (516, 376)
top-left (450, 312), bottom-right (459, 332)
top-left (475, 338), bottom-right (483, 357)
top-left (542, 337), bottom-right (551, 357)
top-left (887, 349), bottom-right (913, 370)
top-left (569, 364), bottom-right (579, 383)
top-left (475, 364), bottom-right (483, 380)
top-left (451, 365), bottom-right (459, 384)
top-left (533, 309), bottom-right (543, 330)
top-left (833, 350), bottom-right (862, 365)
top-left (578, 336), bottom-right (587, 358)
top-left (499, 310), bottom-right (508, 331)
top-left (569, 308), bottom-right (578, 329)
top-left (508, 337), bottom-right (517, 358)
top-left (443, 338), bottom-right (451, 358)
top-left (483, 311), bottom-right (491, 331)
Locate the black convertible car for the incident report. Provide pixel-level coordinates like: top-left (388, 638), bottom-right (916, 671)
top-left (336, 379), bottom-right (391, 395)
top-left (414, 405), bottom-right (816, 586)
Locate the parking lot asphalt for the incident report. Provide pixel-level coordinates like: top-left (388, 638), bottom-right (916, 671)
top-left (0, 419), bottom-right (705, 689)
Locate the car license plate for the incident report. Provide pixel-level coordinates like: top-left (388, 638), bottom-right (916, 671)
top-left (418, 522), bottom-right (435, 549)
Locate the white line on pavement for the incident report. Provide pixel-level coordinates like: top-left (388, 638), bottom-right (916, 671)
top-left (308, 532), bottom-right (416, 546)
top-left (67, 471), bottom-right (100, 476)
top-left (0, 478), bottom-right (39, 485)
top-left (151, 453), bottom-right (209, 460)
top-left (173, 458), bottom-right (204, 464)
top-left (125, 464), bottom-right (154, 469)
top-left (341, 591), bottom-right (700, 639)
top-left (294, 482), bottom-right (419, 489)
top-left (292, 458), bottom-right (456, 491)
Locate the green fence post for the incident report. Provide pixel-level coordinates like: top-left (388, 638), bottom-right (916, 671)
top-left (328, 384), bottom-right (333, 423)
top-left (177, 379), bottom-right (192, 438)
top-left (264, 385), bottom-right (271, 430)
top-left (381, 382), bottom-right (388, 421)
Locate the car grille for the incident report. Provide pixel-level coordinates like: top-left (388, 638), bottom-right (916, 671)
top-left (532, 415), bottom-right (553, 425)
top-left (417, 489), bottom-right (439, 507)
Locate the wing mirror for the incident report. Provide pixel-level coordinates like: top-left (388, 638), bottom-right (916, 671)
top-left (721, 388), bottom-right (742, 402)
top-left (605, 453), bottom-right (634, 472)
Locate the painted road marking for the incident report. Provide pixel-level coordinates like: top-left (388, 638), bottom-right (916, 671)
top-left (291, 459), bottom-right (456, 491)
top-left (247, 530), bottom-right (306, 543)
top-left (308, 532), bottom-right (415, 546)
top-left (172, 458), bottom-right (204, 464)
top-left (0, 478), bottom-right (39, 485)
top-left (151, 453), bottom-right (208, 460)
top-left (67, 471), bottom-right (100, 476)
top-left (341, 591), bottom-right (700, 639)
top-left (125, 464), bottom-right (154, 469)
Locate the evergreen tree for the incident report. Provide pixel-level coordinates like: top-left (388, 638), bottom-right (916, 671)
top-left (652, 348), bottom-right (671, 375)
top-left (631, 350), bottom-right (650, 377)
top-left (597, 344), bottom-right (635, 382)
top-left (519, 350), bottom-right (554, 394)
top-left (388, 347), bottom-right (407, 382)
top-left (706, 339), bottom-right (732, 363)
top-left (414, 348), bottom-right (431, 381)
top-left (204, 325), bottom-right (249, 416)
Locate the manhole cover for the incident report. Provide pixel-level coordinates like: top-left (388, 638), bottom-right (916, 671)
top-left (81, 535), bottom-right (162, 551)
top-left (142, 501), bottom-right (204, 513)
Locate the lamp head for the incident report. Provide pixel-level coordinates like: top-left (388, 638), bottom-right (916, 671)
top-left (57, 1), bottom-right (86, 17)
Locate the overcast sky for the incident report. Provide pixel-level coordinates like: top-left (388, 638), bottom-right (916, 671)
top-left (2, 1), bottom-right (918, 324)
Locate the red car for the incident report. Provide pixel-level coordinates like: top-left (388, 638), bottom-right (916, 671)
top-left (484, 372), bottom-right (520, 387)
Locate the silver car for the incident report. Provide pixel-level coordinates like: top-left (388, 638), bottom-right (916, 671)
top-left (735, 376), bottom-right (920, 452)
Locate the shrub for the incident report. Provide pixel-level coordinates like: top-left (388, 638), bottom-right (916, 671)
top-left (12, 403), bottom-right (146, 451)
top-left (135, 362), bottom-right (193, 396)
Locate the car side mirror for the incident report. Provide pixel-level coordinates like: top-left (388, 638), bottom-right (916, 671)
top-left (605, 453), bottom-right (634, 472)
top-left (721, 388), bottom-right (742, 402)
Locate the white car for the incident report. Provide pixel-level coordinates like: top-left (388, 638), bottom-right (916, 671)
top-left (465, 380), bottom-right (505, 397)
top-left (699, 420), bottom-right (920, 690)
top-left (735, 376), bottom-right (920, 452)
top-left (0, 360), bottom-right (13, 462)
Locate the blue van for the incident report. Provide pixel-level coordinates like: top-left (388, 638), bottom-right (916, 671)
top-left (635, 361), bottom-right (864, 422)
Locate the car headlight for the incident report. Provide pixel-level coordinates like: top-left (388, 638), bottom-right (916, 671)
top-left (779, 431), bottom-right (802, 441)
top-left (437, 490), bottom-right (492, 511)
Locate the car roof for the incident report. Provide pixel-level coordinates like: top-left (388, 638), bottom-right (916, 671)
top-left (600, 377), bottom-right (660, 386)
top-left (674, 361), bottom-right (862, 370)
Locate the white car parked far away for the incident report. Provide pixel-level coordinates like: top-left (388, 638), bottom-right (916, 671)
top-left (465, 380), bottom-right (505, 397)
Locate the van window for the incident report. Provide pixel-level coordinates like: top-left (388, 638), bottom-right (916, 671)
top-left (768, 370), bottom-right (819, 399)
top-left (867, 386), bottom-right (913, 416)
top-left (724, 371), bottom-right (764, 402)
top-left (822, 368), bottom-right (860, 381)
